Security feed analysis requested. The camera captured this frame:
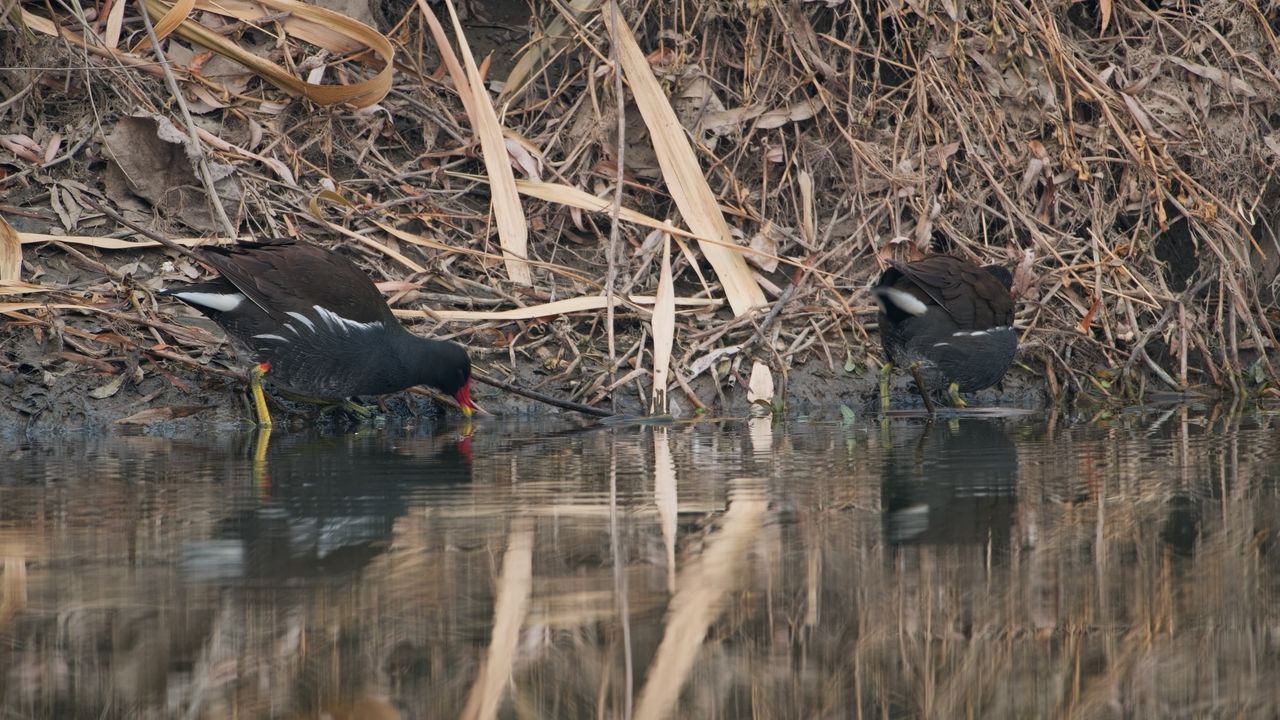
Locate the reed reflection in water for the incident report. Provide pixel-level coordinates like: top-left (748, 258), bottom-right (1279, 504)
top-left (1, 407), bottom-right (1279, 719)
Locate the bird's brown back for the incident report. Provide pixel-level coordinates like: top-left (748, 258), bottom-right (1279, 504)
top-left (197, 241), bottom-right (397, 327)
top-left (889, 255), bottom-right (1013, 330)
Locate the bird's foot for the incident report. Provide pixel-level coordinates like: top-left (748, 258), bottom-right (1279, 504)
top-left (947, 382), bottom-right (967, 408)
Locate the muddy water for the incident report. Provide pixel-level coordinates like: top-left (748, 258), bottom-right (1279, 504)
top-left (2, 408), bottom-right (1279, 719)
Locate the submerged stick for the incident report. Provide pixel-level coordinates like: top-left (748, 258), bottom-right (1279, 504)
top-left (472, 371), bottom-right (614, 417)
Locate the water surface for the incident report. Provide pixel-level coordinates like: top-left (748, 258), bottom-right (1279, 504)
top-left (2, 407), bottom-right (1279, 719)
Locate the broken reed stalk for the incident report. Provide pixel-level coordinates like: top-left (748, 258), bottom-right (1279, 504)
top-left (472, 371), bottom-right (613, 417)
top-left (82, 196), bottom-right (211, 264)
top-left (604, 0), bottom-right (625, 415)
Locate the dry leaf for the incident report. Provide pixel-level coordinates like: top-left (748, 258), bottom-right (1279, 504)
top-left (0, 134), bottom-right (41, 163)
top-left (1012, 248), bottom-right (1036, 300)
top-left (700, 105), bottom-right (765, 132)
top-left (0, 215), bottom-right (20, 282)
top-left (1168, 57), bottom-right (1257, 98)
top-left (685, 344), bottom-right (742, 380)
top-left (756, 97), bottom-right (820, 130)
top-left (102, 114), bottom-right (242, 232)
top-left (89, 374), bottom-right (125, 399)
top-left (504, 136), bottom-right (543, 181)
top-left (797, 171), bottom-right (814, 247)
top-left (0, 281), bottom-right (46, 296)
top-left (439, 0), bottom-right (532, 286)
top-left (103, 0), bottom-right (128, 49)
top-left (503, 0), bottom-right (601, 100)
top-left (746, 361), bottom-right (774, 415)
top-left (605, 7), bottom-right (765, 316)
top-left (25, 0), bottom-right (395, 108)
top-left (746, 223), bottom-right (780, 273)
top-left (195, 127), bottom-right (296, 185)
top-left (513, 179), bottom-right (702, 241)
top-left (650, 234), bottom-right (675, 413)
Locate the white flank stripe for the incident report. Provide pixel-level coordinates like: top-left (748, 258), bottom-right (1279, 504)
top-left (253, 334), bottom-right (289, 343)
top-left (285, 311), bottom-right (316, 332)
top-left (175, 291), bottom-right (244, 312)
top-left (880, 287), bottom-right (928, 316)
top-left (313, 305), bottom-right (380, 334)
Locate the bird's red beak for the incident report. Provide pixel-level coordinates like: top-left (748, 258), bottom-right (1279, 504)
top-left (455, 378), bottom-right (475, 418)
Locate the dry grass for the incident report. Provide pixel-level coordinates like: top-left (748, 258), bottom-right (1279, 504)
top-left (3, 0), bottom-right (1280, 418)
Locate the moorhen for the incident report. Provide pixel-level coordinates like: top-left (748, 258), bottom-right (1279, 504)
top-left (161, 240), bottom-right (475, 427)
top-left (871, 255), bottom-right (1016, 409)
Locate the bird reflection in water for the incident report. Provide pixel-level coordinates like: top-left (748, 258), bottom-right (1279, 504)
top-left (880, 418), bottom-right (1019, 548)
top-left (182, 424), bottom-right (474, 582)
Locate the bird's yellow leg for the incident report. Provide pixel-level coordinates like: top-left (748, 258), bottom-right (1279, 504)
top-left (909, 362), bottom-right (937, 414)
top-left (879, 362), bottom-right (892, 412)
top-left (250, 362), bottom-right (273, 428)
top-left (253, 426), bottom-right (272, 497)
top-left (947, 382), bottom-right (967, 408)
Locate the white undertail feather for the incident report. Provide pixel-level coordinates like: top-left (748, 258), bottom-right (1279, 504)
top-left (173, 291), bottom-right (245, 313)
top-left (875, 287), bottom-right (929, 316)
top-left (253, 333), bottom-right (289, 343)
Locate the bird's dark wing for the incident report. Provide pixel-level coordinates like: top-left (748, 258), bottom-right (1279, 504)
top-left (197, 241), bottom-right (397, 326)
top-left (891, 256), bottom-right (1013, 330)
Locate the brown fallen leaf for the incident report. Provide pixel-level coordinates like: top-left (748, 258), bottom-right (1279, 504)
top-left (756, 97), bottom-right (820, 130)
top-left (1168, 56), bottom-right (1257, 98)
top-left (746, 222), bottom-right (781, 273)
top-left (89, 374), bottom-right (126, 399)
top-left (102, 114), bottom-right (242, 233)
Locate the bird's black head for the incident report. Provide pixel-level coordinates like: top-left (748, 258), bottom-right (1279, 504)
top-left (982, 265), bottom-right (1014, 292)
top-left (418, 340), bottom-right (474, 416)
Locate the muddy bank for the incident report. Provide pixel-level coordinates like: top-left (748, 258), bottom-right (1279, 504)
top-left (0, 320), bottom-right (1050, 439)
top-left (0, 243), bottom-right (1050, 438)
top-left (5, 1), bottom-right (1278, 441)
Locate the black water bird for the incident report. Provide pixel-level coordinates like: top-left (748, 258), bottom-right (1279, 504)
top-left (871, 255), bottom-right (1017, 408)
top-left (161, 240), bottom-right (475, 426)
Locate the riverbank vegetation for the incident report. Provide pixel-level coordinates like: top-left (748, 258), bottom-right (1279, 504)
top-left (2, 0), bottom-right (1278, 427)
